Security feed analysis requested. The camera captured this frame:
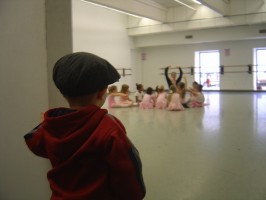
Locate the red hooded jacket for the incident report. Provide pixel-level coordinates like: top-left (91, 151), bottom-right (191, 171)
top-left (24, 105), bottom-right (145, 200)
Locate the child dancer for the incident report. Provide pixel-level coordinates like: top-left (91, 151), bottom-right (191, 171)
top-left (167, 85), bottom-right (184, 111)
top-left (177, 76), bottom-right (189, 108)
top-left (188, 84), bottom-right (205, 108)
top-left (135, 83), bottom-right (144, 104)
top-left (139, 87), bottom-right (155, 109)
top-left (119, 84), bottom-right (134, 107)
top-left (155, 85), bottom-right (167, 109)
top-left (186, 81), bottom-right (198, 105)
top-left (107, 85), bottom-right (127, 108)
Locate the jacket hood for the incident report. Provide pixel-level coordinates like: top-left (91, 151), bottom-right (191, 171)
top-left (27, 105), bottom-right (107, 166)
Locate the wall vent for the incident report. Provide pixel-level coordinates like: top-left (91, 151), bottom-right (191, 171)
top-left (185, 35), bottom-right (193, 39)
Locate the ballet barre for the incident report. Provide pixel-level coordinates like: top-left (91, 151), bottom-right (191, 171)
top-left (160, 64), bottom-right (266, 75)
top-left (116, 68), bottom-right (132, 77)
top-left (219, 65), bottom-right (253, 75)
top-left (160, 66), bottom-right (195, 75)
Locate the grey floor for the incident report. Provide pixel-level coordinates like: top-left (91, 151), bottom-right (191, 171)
top-left (104, 92), bottom-right (266, 200)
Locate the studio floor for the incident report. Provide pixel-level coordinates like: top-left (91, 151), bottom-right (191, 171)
top-left (104, 92), bottom-right (266, 200)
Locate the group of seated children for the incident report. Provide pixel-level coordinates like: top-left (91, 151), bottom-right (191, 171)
top-left (107, 79), bottom-right (205, 110)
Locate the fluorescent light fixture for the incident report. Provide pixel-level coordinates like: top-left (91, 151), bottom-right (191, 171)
top-left (191, 0), bottom-right (202, 4)
top-left (80, 0), bottom-right (142, 18)
top-left (174, 0), bottom-right (196, 10)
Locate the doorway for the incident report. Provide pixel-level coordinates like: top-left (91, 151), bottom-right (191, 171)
top-left (254, 48), bottom-right (266, 90)
top-left (195, 50), bottom-right (220, 90)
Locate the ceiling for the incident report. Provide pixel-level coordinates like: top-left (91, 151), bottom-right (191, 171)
top-left (79, 0), bottom-right (266, 45)
top-left (81, 0), bottom-right (266, 43)
top-left (151, 0), bottom-right (231, 8)
top-left (151, 0), bottom-right (198, 8)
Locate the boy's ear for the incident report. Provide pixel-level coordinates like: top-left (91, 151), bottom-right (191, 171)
top-left (97, 86), bottom-right (108, 99)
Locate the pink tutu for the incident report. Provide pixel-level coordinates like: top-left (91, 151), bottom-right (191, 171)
top-left (139, 94), bottom-right (154, 109)
top-left (190, 101), bottom-right (203, 108)
top-left (155, 101), bottom-right (167, 109)
top-left (139, 102), bottom-right (153, 109)
top-left (167, 93), bottom-right (184, 111)
top-left (167, 102), bottom-right (184, 111)
top-left (155, 92), bottom-right (167, 109)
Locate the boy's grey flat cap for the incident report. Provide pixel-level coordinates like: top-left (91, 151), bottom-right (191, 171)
top-left (53, 52), bottom-right (120, 97)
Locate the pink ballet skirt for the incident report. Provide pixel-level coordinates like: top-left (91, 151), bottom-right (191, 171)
top-left (119, 95), bottom-right (133, 107)
top-left (190, 101), bottom-right (204, 107)
top-left (167, 93), bottom-right (184, 111)
top-left (139, 94), bottom-right (154, 109)
top-left (155, 92), bottom-right (167, 109)
top-left (107, 95), bottom-right (119, 108)
top-left (189, 92), bottom-right (205, 108)
top-left (108, 95), bottom-right (132, 108)
top-left (119, 100), bottom-right (133, 107)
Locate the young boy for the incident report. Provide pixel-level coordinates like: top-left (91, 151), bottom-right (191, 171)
top-left (24, 52), bottom-right (146, 200)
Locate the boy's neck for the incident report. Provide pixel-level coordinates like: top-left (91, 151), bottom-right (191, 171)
top-left (66, 95), bottom-right (100, 110)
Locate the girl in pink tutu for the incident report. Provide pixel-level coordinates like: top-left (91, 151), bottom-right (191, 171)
top-left (167, 85), bottom-right (184, 111)
top-left (155, 85), bottom-right (167, 109)
top-left (188, 84), bottom-right (205, 108)
top-left (107, 85), bottom-right (127, 108)
top-left (139, 87), bottom-right (155, 109)
top-left (119, 84), bottom-right (134, 107)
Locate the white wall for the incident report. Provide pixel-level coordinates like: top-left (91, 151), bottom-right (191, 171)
top-left (0, 1), bottom-right (50, 199)
top-left (72, 0), bottom-right (139, 91)
top-left (0, 0), bottom-right (74, 199)
top-left (140, 39), bottom-right (266, 90)
top-left (46, 0), bottom-right (73, 108)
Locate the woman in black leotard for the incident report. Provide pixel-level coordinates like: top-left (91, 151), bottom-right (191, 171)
top-left (164, 66), bottom-right (183, 88)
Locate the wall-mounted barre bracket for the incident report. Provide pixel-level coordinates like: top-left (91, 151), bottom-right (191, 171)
top-left (190, 67), bottom-right (194, 75)
top-left (248, 64), bottom-right (252, 74)
top-left (220, 65), bottom-right (224, 75)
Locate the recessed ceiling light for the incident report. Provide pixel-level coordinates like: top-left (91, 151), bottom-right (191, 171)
top-left (80, 0), bottom-right (143, 18)
top-left (191, 0), bottom-right (202, 5)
